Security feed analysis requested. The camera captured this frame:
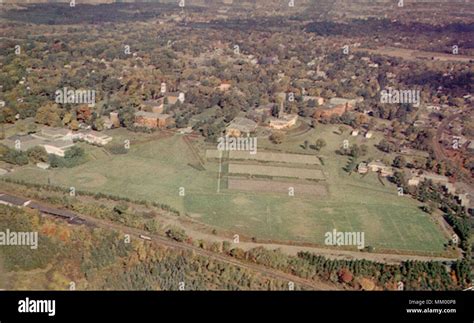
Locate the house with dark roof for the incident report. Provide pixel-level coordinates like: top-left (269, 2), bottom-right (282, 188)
top-left (0, 194), bottom-right (30, 207)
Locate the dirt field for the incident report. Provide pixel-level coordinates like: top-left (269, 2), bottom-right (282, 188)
top-left (229, 150), bottom-right (321, 165)
top-left (228, 178), bottom-right (328, 197)
top-left (228, 163), bottom-right (325, 180)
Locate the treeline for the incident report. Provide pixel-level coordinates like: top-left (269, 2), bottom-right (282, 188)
top-left (96, 250), bottom-right (288, 291)
top-left (150, 226), bottom-right (470, 290)
top-left (0, 205), bottom-right (62, 272)
top-left (1, 205), bottom-right (288, 291)
top-left (0, 144), bottom-right (47, 166)
top-left (0, 144), bottom-right (86, 168)
top-left (226, 247), bottom-right (470, 291)
top-left (5, 3), bottom-right (177, 25)
top-left (305, 18), bottom-right (474, 38)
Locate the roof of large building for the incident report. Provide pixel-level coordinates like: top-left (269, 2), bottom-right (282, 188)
top-left (135, 111), bottom-right (161, 119)
top-left (329, 98), bottom-right (352, 106)
top-left (422, 172), bottom-right (449, 182)
top-left (43, 139), bottom-right (75, 149)
top-left (143, 98), bottom-right (165, 107)
top-left (78, 130), bottom-right (112, 139)
top-left (0, 194), bottom-right (30, 206)
top-left (368, 161), bottom-right (391, 169)
top-left (227, 117), bottom-right (257, 132)
top-left (3, 135), bottom-right (44, 151)
top-left (41, 127), bottom-right (71, 137)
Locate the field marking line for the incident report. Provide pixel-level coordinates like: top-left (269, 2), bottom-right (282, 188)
top-left (217, 150), bottom-right (222, 193)
top-left (388, 216), bottom-right (407, 244)
top-left (343, 209), bottom-right (355, 232)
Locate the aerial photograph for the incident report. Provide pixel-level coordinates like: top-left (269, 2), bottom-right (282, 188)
top-left (0, 0), bottom-right (472, 321)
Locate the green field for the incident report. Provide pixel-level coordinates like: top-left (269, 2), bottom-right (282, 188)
top-left (4, 126), bottom-right (449, 254)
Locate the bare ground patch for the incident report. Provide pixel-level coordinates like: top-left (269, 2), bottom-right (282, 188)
top-left (229, 163), bottom-right (325, 180)
top-left (228, 178), bottom-right (328, 197)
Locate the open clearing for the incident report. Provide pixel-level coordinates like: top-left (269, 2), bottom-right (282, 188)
top-left (4, 126), bottom-right (449, 255)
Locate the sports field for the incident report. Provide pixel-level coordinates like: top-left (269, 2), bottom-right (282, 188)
top-left (4, 127), bottom-right (449, 254)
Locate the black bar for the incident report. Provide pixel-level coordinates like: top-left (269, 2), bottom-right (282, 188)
top-left (0, 291), bottom-right (472, 322)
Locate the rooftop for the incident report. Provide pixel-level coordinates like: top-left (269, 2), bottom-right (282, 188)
top-left (227, 117), bottom-right (257, 132)
top-left (135, 111), bottom-right (162, 119)
top-left (143, 98), bottom-right (165, 107)
top-left (43, 139), bottom-right (75, 149)
top-left (0, 194), bottom-right (29, 206)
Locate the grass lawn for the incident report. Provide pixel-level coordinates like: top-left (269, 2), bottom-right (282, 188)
top-left (4, 126), bottom-right (449, 254)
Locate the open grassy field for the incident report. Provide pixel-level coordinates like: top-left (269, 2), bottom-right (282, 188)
top-left (5, 129), bottom-right (218, 212)
top-left (3, 126), bottom-right (449, 254)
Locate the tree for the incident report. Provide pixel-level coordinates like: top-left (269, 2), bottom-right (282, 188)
top-left (338, 268), bottom-right (353, 283)
top-left (314, 138), bottom-right (327, 151)
top-left (393, 155), bottom-right (407, 168)
top-left (76, 106), bottom-right (92, 123)
top-left (303, 140), bottom-right (309, 150)
top-left (27, 146), bottom-right (48, 163)
top-left (270, 131), bottom-right (285, 144)
top-left (93, 118), bottom-right (104, 131)
top-left (377, 139), bottom-right (395, 153)
top-left (166, 228), bottom-right (187, 242)
top-left (360, 144), bottom-right (368, 157)
top-left (392, 171), bottom-right (406, 187)
top-left (49, 146), bottom-right (85, 168)
top-left (69, 119), bottom-right (79, 131)
top-left (35, 103), bottom-right (62, 126)
top-left (1, 148), bottom-right (28, 165)
top-left (349, 144), bottom-right (360, 158)
top-left (0, 107), bottom-right (16, 124)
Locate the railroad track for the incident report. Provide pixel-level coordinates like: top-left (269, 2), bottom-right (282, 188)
top-left (1, 192), bottom-right (337, 291)
top-left (71, 212), bottom-right (337, 291)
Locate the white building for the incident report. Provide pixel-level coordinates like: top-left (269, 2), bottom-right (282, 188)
top-left (43, 140), bottom-right (75, 157)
